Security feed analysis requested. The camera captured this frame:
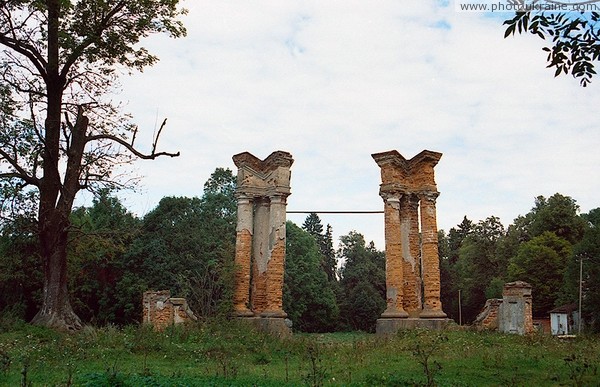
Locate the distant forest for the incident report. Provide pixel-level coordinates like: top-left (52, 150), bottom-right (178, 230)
top-left (1, 167), bottom-right (599, 333)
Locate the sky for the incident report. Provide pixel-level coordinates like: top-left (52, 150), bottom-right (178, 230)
top-left (103, 0), bottom-right (600, 249)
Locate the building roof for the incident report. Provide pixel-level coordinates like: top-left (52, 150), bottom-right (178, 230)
top-left (549, 303), bottom-right (578, 314)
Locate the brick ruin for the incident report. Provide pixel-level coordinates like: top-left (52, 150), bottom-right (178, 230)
top-left (474, 281), bottom-right (534, 335)
top-left (231, 151), bottom-right (293, 322)
top-left (372, 150), bottom-right (448, 333)
top-left (142, 290), bottom-right (197, 331)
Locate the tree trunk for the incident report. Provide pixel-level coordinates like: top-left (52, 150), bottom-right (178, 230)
top-left (31, 211), bottom-right (82, 331)
top-left (30, 0), bottom-right (82, 331)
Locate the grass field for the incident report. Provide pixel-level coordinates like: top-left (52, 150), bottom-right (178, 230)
top-left (0, 319), bottom-right (598, 386)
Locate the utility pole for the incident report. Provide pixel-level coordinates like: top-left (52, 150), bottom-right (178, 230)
top-left (578, 255), bottom-right (583, 334)
top-left (458, 289), bottom-right (462, 326)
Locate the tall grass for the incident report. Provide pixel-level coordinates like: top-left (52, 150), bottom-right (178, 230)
top-left (0, 319), bottom-right (598, 386)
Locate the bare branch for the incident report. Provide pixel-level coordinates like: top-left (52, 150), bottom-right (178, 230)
top-left (0, 33), bottom-right (47, 81)
top-left (86, 132), bottom-right (180, 160)
top-left (152, 118), bottom-right (167, 155)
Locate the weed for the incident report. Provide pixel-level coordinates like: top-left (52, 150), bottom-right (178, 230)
top-left (410, 331), bottom-right (448, 387)
top-left (564, 353), bottom-right (598, 387)
top-left (0, 349), bottom-right (10, 374)
top-left (20, 358), bottom-right (31, 387)
top-left (302, 342), bottom-right (328, 387)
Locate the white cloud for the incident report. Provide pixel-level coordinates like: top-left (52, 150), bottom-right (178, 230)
top-left (110, 0), bottom-right (600, 249)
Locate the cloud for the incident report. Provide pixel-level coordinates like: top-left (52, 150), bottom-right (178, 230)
top-left (110, 0), bottom-right (600, 248)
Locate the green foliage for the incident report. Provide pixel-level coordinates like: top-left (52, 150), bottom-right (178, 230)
top-left (452, 216), bottom-right (507, 323)
top-left (528, 194), bottom-right (586, 244)
top-left (568, 208), bottom-right (600, 332)
top-left (120, 168), bottom-right (237, 322)
top-left (0, 323), bottom-right (600, 385)
top-left (508, 232), bottom-right (572, 317)
top-left (337, 231), bottom-right (386, 332)
top-left (284, 222), bottom-right (338, 332)
top-left (0, 216), bottom-right (41, 321)
top-left (302, 213), bottom-right (337, 282)
top-left (68, 190), bottom-right (141, 325)
top-left (504, 10), bottom-right (600, 86)
top-left (443, 194), bottom-right (592, 326)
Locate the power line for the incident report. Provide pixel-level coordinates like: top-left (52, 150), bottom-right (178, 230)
top-left (286, 210), bottom-right (383, 214)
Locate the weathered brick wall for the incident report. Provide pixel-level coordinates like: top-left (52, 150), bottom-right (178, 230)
top-left (474, 299), bottom-right (503, 330)
top-left (143, 291), bottom-right (196, 331)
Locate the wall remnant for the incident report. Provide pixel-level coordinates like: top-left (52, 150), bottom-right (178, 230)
top-left (142, 290), bottom-right (197, 331)
top-left (474, 281), bottom-right (534, 335)
top-left (231, 151), bottom-right (293, 333)
top-left (372, 150), bottom-right (447, 324)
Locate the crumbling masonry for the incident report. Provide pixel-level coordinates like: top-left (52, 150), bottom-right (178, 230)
top-left (142, 290), bottom-right (197, 331)
top-left (232, 151), bottom-right (293, 319)
top-left (372, 150), bottom-right (447, 326)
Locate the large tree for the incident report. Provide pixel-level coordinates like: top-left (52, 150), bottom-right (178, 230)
top-left (284, 221), bottom-right (339, 332)
top-left (337, 231), bottom-right (386, 332)
top-left (0, 1), bottom-right (186, 330)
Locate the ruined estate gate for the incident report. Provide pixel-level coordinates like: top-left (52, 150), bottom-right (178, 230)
top-left (372, 150), bottom-right (449, 333)
top-left (231, 149), bottom-right (449, 335)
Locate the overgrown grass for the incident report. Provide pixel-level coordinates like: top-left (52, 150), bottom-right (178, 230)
top-left (0, 319), bottom-right (598, 386)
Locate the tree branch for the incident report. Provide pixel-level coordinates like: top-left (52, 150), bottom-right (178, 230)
top-left (0, 33), bottom-right (47, 81)
top-left (86, 132), bottom-right (180, 159)
top-left (60, 1), bottom-right (128, 82)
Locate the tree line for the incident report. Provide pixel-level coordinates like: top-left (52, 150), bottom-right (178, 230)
top-left (1, 167), bottom-right (598, 333)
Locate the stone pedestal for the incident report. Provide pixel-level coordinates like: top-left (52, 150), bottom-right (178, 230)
top-left (237, 317), bottom-right (292, 338)
top-left (372, 150), bottom-right (449, 335)
top-left (231, 151), bottom-right (293, 334)
top-left (376, 318), bottom-right (453, 336)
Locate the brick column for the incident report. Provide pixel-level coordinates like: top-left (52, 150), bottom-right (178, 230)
top-left (402, 194), bottom-right (422, 315)
top-left (262, 195), bottom-right (288, 318)
top-left (381, 193), bottom-right (408, 318)
top-left (251, 197), bottom-right (270, 314)
top-left (419, 191), bottom-right (446, 318)
top-left (232, 195), bottom-right (254, 316)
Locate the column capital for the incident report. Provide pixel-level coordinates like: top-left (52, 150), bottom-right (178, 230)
top-left (419, 191), bottom-right (440, 203)
top-left (235, 194), bottom-right (253, 203)
top-left (381, 191), bottom-right (403, 203)
top-left (269, 194), bottom-right (288, 205)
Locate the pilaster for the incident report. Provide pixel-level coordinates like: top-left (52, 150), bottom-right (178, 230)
top-left (381, 193), bottom-right (408, 318)
top-left (419, 191), bottom-right (446, 318)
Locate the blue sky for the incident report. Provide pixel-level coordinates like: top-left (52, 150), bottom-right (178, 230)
top-left (100, 1), bottom-right (600, 249)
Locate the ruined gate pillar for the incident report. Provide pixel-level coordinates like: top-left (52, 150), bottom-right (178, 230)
top-left (373, 150), bottom-right (449, 334)
top-left (232, 151), bottom-right (293, 324)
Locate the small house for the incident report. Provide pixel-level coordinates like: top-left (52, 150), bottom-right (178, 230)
top-left (549, 303), bottom-right (580, 335)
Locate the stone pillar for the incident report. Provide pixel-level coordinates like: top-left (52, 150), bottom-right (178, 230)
top-left (262, 195), bottom-right (288, 317)
top-left (419, 191), bottom-right (446, 318)
top-left (232, 195), bottom-right (254, 317)
top-left (381, 193), bottom-right (408, 318)
top-left (499, 281), bottom-right (534, 335)
top-left (373, 150), bottom-right (449, 333)
top-left (232, 151), bottom-right (293, 327)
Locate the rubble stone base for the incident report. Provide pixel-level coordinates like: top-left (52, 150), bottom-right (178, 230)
top-left (237, 317), bottom-right (292, 338)
top-left (376, 318), bottom-right (453, 336)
